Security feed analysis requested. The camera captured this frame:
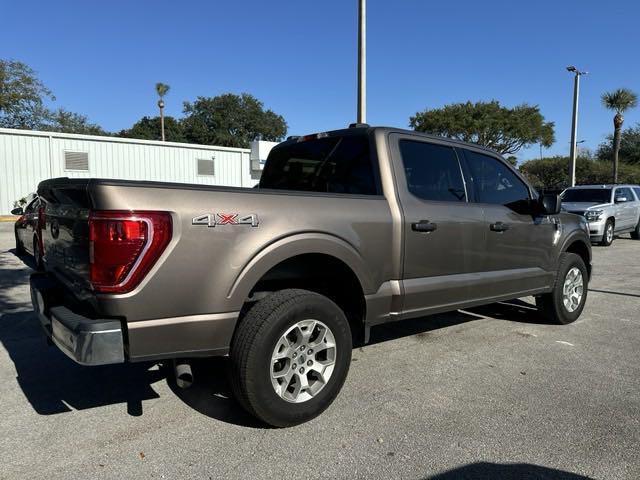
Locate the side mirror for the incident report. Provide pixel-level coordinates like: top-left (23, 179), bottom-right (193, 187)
top-left (11, 207), bottom-right (24, 216)
top-left (615, 196), bottom-right (628, 203)
top-left (539, 194), bottom-right (561, 215)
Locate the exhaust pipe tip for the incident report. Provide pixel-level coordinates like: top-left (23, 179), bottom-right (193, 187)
top-left (173, 359), bottom-right (194, 389)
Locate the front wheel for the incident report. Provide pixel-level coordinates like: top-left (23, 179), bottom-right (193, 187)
top-left (15, 230), bottom-right (25, 255)
top-left (599, 219), bottom-right (614, 246)
top-left (631, 218), bottom-right (640, 240)
top-left (33, 236), bottom-right (44, 271)
top-left (230, 289), bottom-right (352, 427)
top-left (536, 252), bottom-right (588, 325)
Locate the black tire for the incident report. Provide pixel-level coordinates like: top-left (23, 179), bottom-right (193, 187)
top-left (230, 289), bottom-right (352, 427)
top-left (536, 252), bottom-right (588, 325)
top-left (33, 236), bottom-right (44, 271)
top-left (631, 217), bottom-right (640, 240)
top-left (14, 230), bottom-right (25, 255)
top-left (599, 219), bottom-right (614, 246)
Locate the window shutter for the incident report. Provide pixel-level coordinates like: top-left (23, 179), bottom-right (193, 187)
top-left (64, 151), bottom-right (89, 171)
top-left (197, 159), bottom-right (215, 176)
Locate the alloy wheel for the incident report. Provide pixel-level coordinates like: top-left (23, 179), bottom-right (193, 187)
top-left (270, 319), bottom-right (337, 403)
top-left (562, 267), bottom-right (584, 313)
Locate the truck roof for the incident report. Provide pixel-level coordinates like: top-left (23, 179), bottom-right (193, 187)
top-left (281, 125), bottom-right (503, 157)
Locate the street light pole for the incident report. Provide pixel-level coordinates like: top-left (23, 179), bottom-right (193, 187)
top-left (158, 99), bottom-right (166, 142)
top-left (567, 66), bottom-right (587, 187)
top-left (357, 0), bottom-right (366, 124)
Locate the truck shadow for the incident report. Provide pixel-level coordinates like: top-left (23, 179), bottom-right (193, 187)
top-left (425, 462), bottom-right (593, 479)
top-left (0, 251), bottom-right (163, 418)
top-left (0, 310), bottom-right (164, 417)
top-left (1, 249), bottom-right (553, 427)
top-left (367, 298), bottom-right (549, 346)
top-left (169, 300), bottom-right (552, 427)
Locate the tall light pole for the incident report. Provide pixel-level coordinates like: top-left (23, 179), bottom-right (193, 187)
top-left (155, 82), bottom-right (170, 142)
top-left (566, 66), bottom-right (587, 186)
top-left (158, 99), bottom-right (165, 141)
top-left (357, 0), bottom-right (366, 124)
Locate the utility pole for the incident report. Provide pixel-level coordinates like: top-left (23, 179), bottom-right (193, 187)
top-left (566, 66), bottom-right (587, 187)
top-left (357, 0), bottom-right (366, 124)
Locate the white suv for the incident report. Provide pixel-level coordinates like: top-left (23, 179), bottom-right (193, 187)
top-left (561, 184), bottom-right (640, 246)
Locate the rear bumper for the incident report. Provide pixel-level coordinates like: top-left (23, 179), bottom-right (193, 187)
top-left (30, 274), bottom-right (125, 365)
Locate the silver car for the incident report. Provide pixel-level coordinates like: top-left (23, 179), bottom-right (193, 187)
top-left (561, 184), bottom-right (640, 246)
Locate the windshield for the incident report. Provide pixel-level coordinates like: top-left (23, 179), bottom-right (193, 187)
top-left (561, 188), bottom-right (611, 204)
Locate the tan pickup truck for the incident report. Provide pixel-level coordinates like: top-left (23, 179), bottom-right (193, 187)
top-left (30, 125), bottom-right (592, 426)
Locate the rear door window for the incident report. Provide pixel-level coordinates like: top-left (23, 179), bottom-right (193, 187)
top-left (259, 135), bottom-right (378, 195)
top-left (633, 188), bottom-right (640, 201)
top-left (398, 140), bottom-right (466, 202)
top-left (463, 150), bottom-right (531, 212)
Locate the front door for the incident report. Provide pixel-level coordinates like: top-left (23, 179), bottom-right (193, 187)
top-left (614, 187), bottom-right (636, 230)
top-left (459, 148), bottom-right (556, 299)
top-left (389, 134), bottom-right (485, 318)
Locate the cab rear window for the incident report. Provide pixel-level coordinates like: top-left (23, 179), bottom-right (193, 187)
top-left (259, 136), bottom-right (378, 195)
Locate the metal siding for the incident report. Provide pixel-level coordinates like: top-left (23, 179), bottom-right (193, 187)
top-left (0, 129), bottom-right (259, 214)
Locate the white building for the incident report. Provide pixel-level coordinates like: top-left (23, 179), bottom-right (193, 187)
top-left (0, 128), bottom-right (278, 215)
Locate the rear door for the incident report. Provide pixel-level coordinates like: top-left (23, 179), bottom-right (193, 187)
top-left (460, 148), bottom-right (556, 299)
top-left (389, 134), bottom-right (485, 318)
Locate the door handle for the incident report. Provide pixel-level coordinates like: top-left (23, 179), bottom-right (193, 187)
top-left (412, 220), bottom-right (438, 233)
top-left (489, 222), bottom-right (510, 232)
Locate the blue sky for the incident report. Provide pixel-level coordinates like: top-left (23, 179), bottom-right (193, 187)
top-left (2, 0), bottom-right (639, 161)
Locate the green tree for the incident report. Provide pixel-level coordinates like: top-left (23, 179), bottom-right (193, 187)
top-left (44, 108), bottom-right (108, 135)
top-left (120, 115), bottom-right (185, 142)
top-left (601, 88), bottom-right (638, 183)
top-left (0, 59), bottom-right (54, 129)
top-left (182, 93), bottom-right (287, 148)
top-left (597, 122), bottom-right (640, 166)
top-left (520, 155), bottom-right (640, 190)
top-left (410, 100), bottom-right (555, 156)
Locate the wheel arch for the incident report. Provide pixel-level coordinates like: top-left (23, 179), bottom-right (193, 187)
top-left (228, 233), bottom-right (372, 339)
top-left (562, 237), bottom-right (592, 278)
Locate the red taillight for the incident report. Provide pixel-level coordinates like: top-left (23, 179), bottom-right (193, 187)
top-left (89, 211), bottom-right (172, 294)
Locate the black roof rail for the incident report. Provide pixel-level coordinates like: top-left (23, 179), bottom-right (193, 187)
top-left (348, 123), bottom-right (370, 128)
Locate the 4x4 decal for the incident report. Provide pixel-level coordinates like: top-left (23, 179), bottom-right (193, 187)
top-left (192, 213), bottom-right (259, 227)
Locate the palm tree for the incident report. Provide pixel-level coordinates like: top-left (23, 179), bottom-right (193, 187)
top-left (155, 82), bottom-right (170, 141)
top-left (601, 88), bottom-right (638, 183)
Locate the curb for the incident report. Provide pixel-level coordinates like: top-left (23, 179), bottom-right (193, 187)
top-left (0, 216), bottom-right (17, 223)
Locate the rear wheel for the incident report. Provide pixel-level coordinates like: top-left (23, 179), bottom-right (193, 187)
top-left (536, 252), bottom-right (588, 325)
top-left (599, 219), bottom-right (614, 246)
top-left (230, 289), bottom-right (352, 427)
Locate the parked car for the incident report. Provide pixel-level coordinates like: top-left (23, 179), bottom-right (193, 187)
top-left (30, 125), bottom-right (592, 427)
top-left (12, 195), bottom-right (44, 269)
top-left (560, 184), bottom-right (640, 246)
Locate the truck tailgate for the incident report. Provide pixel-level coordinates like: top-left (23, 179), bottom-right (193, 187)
top-left (38, 178), bottom-right (93, 295)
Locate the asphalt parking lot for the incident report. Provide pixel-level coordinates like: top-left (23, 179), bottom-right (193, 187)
top-left (0, 222), bottom-right (638, 480)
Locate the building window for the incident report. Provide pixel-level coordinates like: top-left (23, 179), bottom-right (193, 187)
top-left (197, 158), bottom-right (215, 176)
top-left (64, 151), bottom-right (89, 171)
